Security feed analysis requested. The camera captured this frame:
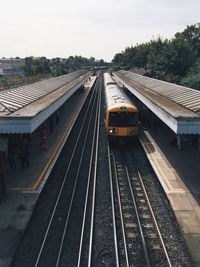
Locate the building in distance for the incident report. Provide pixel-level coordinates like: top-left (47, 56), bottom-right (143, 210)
top-left (0, 58), bottom-right (25, 76)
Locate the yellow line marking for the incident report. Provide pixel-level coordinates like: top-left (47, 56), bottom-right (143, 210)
top-left (11, 80), bottom-right (93, 192)
top-left (144, 139), bottom-right (184, 193)
top-left (11, 119), bottom-right (74, 191)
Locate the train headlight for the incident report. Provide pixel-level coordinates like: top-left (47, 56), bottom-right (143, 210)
top-left (129, 130), bottom-right (135, 135)
top-left (109, 128), bottom-right (116, 134)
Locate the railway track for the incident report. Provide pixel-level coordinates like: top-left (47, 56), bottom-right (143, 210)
top-left (71, 73), bottom-right (102, 267)
top-left (77, 73), bottom-right (116, 267)
top-left (12, 72), bottom-right (192, 267)
top-left (108, 145), bottom-right (172, 267)
top-left (12, 73), bottom-right (102, 267)
top-left (34, 75), bottom-right (102, 267)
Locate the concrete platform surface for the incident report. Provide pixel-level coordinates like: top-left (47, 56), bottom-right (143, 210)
top-left (139, 127), bottom-right (200, 267)
top-left (1, 76), bottom-right (199, 266)
top-left (0, 77), bottom-right (95, 267)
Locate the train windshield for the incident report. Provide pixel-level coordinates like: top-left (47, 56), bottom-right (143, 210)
top-left (109, 112), bottom-right (137, 127)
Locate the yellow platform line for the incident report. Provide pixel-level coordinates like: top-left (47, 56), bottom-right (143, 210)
top-left (11, 119), bottom-right (73, 191)
top-left (143, 139), bottom-right (184, 193)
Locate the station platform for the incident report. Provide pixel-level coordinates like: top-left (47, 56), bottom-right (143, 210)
top-left (0, 75), bottom-right (200, 266)
top-left (139, 125), bottom-right (200, 267)
top-left (0, 77), bottom-right (96, 267)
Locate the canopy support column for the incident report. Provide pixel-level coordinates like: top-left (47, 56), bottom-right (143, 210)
top-left (177, 134), bottom-right (182, 150)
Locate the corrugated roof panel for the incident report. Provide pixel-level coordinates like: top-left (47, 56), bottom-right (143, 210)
top-left (119, 71), bottom-right (200, 115)
top-left (0, 99), bottom-right (22, 108)
top-left (172, 90), bottom-right (200, 98)
top-left (115, 70), bottom-right (200, 134)
top-left (164, 91), bottom-right (186, 99)
top-left (154, 87), bottom-right (174, 95)
top-left (187, 101), bottom-right (200, 108)
top-left (5, 90), bottom-right (35, 100)
top-left (57, 76), bottom-right (70, 82)
top-left (0, 103), bottom-right (17, 112)
top-left (172, 93), bottom-right (200, 102)
top-left (33, 79), bottom-right (63, 91)
top-left (6, 92), bottom-right (38, 102)
top-left (180, 97), bottom-right (200, 105)
top-left (0, 95), bottom-right (28, 106)
top-left (0, 70), bottom-right (86, 114)
top-left (14, 87), bottom-right (44, 99)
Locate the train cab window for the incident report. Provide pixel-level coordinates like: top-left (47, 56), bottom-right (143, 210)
top-left (109, 112), bottom-right (138, 127)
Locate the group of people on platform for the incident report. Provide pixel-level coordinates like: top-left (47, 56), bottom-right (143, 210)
top-left (8, 134), bottom-right (30, 169)
top-left (7, 113), bottom-right (60, 169)
top-left (0, 110), bottom-right (59, 169)
top-left (0, 134), bottom-right (31, 196)
top-left (0, 109), bottom-right (60, 196)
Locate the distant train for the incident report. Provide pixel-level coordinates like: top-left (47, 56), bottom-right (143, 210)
top-left (104, 73), bottom-right (139, 143)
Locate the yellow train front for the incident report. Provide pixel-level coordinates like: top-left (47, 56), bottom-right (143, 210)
top-left (104, 73), bottom-right (139, 144)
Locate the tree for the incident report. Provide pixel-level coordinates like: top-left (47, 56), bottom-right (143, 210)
top-left (146, 37), bottom-right (176, 80)
top-left (51, 57), bottom-right (62, 76)
top-left (112, 53), bottom-right (126, 70)
top-left (23, 57), bottom-right (34, 75)
top-left (111, 23), bottom-right (200, 85)
top-left (23, 57), bottom-right (51, 76)
top-left (175, 23), bottom-right (200, 57)
top-left (170, 36), bottom-right (195, 78)
top-left (89, 57), bottom-right (95, 66)
top-left (180, 59), bottom-right (200, 89)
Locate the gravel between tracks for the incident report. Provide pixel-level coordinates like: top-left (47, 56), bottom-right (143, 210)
top-left (11, 80), bottom-right (193, 267)
top-left (91, 85), bottom-right (115, 267)
top-left (133, 141), bottom-right (193, 267)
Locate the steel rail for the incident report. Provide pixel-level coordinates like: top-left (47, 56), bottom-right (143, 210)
top-left (112, 148), bottom-right (130, 267)
top-left (107, 144), bottom-right (120, 267)
top-left (76, 78), bottom-right (101, 267)
top-left (137, 170), bottom-right (172, 267)
top-left (34, 78), bottom-right (98, 267)
top-left (87, 74), bottom-right (102, 267)
top-left (55, 77), bottom-right (100, 266)
top-left (124, 157), bottom-right (151, 267)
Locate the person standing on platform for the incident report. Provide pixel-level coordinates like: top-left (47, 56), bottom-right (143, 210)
top-left (8, 137), bottom-right (17, 169)
top-left (40, 126), bottom-right (48, 150)
top-left (22, 133), bottom-right (31, 147)
top-left (18, 138), bottom-right (29, 168)
top-left (0, 135), bottom-right (8, 196)
top-left (49, 116), bottom-right (54, 133)
top-left (56, 110), bottom-right (60, 125)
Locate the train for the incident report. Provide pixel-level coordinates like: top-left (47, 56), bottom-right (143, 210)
top-left (104, 73), bottom-right (139, 143)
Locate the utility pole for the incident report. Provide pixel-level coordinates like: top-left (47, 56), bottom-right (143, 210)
top-left (11, 57), bottom-right (14, 75)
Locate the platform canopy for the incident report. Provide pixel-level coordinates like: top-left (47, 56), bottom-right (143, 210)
top-left (114, 70), bottom-right (200, 134)
top-left (0, 70), bottom-right (90, 134)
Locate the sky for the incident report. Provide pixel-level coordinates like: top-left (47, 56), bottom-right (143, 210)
top-left (0, 0), bottom-right (199, 62)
